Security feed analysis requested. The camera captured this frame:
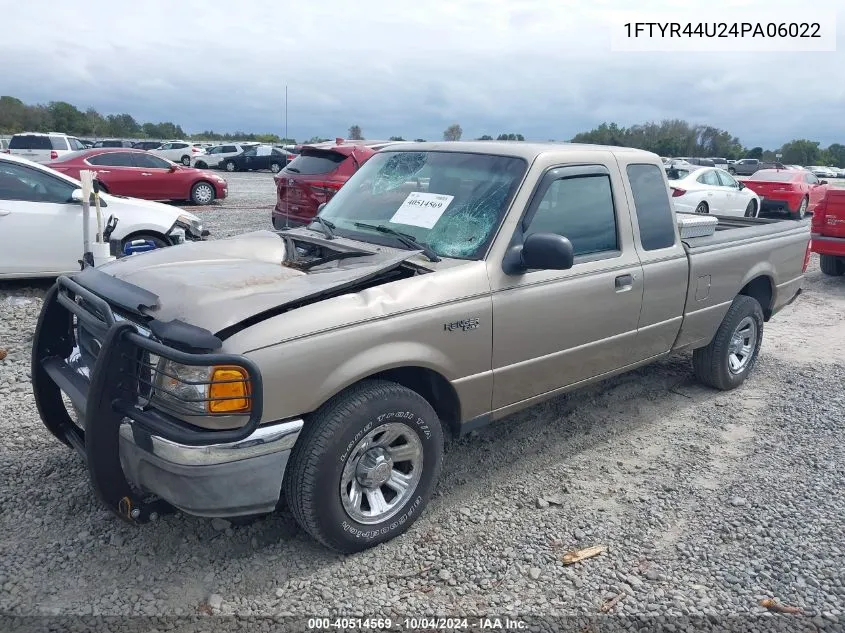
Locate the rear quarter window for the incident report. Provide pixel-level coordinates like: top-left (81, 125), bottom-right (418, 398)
top-left (50, 136), bottom-right (70, 150)
top-left (285, 149), bottom-right (347, 175)
top-left (626, 164), bottom-right (676, 251)
top-left (10, 135), bottom-right (53, 150)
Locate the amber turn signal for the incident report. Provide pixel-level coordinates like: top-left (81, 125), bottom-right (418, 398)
top-left (208, 366), bottom-right (251, 413)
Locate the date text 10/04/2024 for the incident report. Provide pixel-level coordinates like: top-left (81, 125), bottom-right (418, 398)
top-left (623, 22), bottom-right (822, 38)
top-left (307, 617), bottom-right (528, 630)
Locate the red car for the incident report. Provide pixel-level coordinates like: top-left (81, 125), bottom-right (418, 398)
top-left (46, 148), bottom-right (228, 205)
top-left (811, 188), bottom-right (845, 276)
top-left (272, 139), bottom-right (405, 228)
top-left (741, 168), bottom-right (829, 220)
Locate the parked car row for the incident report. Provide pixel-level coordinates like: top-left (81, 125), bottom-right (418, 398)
top-left (46, 148), bottom-right (228, 205)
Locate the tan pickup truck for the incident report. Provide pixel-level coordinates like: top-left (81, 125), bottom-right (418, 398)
top-left (32, 142), bottom-right (811, 553)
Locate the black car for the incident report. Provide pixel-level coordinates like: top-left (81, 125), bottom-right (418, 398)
top-left (222, 145), bottom-right (292, 173)
top-left (132, 140), bottom-right (163, 150)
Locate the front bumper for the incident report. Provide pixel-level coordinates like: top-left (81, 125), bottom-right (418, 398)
top-left (119, 417), bottom-right (302, 517)
top-left (31, 268), bottom-right (296, 522)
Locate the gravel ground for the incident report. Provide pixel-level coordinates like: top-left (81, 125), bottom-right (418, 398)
top-left (0, 176), bottom-right (843, 629)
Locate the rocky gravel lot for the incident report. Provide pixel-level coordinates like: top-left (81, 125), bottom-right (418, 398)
top-left (0, 173), bottom-right (843, 630)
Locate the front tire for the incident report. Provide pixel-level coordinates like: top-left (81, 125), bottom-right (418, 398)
top-left (728, 168), bottom-right (737, 175)
top-left (190, 181), bottom-right (216, 205)
top-left (820, 254), bottom-right (845, 276)
top-left (284, 379), bottom-right (444, 553)
top-left (693, 295), bottom-right (764, 391)
top-left (194, 160), bottom-right (208, 169)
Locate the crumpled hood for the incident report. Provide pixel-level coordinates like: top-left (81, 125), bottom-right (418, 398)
top-left (95, 230), bottom-right (420, 335)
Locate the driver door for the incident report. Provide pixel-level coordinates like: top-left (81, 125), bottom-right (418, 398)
top-left (0, 161), bottom-right (85, 275)
top-left (487, 164), bottom-right (644, 410)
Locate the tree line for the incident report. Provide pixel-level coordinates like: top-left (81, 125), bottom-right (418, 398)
top-left (0, 96), bottom-right (293, 143)
top-left (2, 96), bottom-right (842, 166)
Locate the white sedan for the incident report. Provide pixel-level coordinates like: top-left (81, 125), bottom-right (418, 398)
top-left (667, 166), bottom-right (761, 218)
top-left (0, 153), bottom-right (206, 279)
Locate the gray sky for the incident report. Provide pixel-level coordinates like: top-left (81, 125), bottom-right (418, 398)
top-left (1, 0), bottom-right (842, 147)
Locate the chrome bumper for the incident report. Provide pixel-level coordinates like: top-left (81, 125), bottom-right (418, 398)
top-left (118, 418), bottom-right (303, 517)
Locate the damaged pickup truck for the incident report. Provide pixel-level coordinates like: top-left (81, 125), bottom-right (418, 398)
top-left (33, 142), bottom-right (811, 553)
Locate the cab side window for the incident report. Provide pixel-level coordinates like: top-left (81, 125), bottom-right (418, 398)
top-left (626, 164), bottom-right (676, 251)
top-left (524, 173), bottom-right (618, 257)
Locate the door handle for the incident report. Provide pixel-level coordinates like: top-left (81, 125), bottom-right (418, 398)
top-left (0, 209), bottom-right (10, 217)
top-left (615, 274), bottom-right (634, 292)
top-left (141, 172), bottom-right (152, 176)
top-left (97, 170), bottom-right (111, 174)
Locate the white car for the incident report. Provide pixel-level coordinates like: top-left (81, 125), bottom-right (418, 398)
top-left (0, 153), bottom-right (205, 279)
top-left (666, 166), bottom-right (761, 218)
top-left (192, 142), bottom-right (259, 169)
top-left (8, 132), bottom-right (87, 163)
top-left (807, 166), bottom-right (838, 179)
top-left (150, 140), bottom-right (206, 166)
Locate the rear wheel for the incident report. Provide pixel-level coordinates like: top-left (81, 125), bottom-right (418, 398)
top-left (820, 254), bottom-right (845, 276)
top-left (284, 379), bottom-right (444, 553)
top-left (695, 201), bottom-right (709, 214)
top-left (790, 196), bottom-right (808, 220)
top-left (225, 161), bottom-right (236, 172)
top-left (180, 155), bottom-right (191, 166)
top-left (693, 295), bottom-right (764, 391)
top-left (744, 199), bottom-right (758, 218)
top-left (190, 181), bottom-right (215, 205)
top-left (270, 162), bottom-right (282, 173)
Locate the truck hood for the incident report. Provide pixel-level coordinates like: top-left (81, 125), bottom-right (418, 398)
top-left (92, 230), bottom-right (423, 335)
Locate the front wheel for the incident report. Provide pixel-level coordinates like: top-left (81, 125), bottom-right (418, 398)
top-left (728, 168), bottom-right (737, 175)
top-left (190, 181), bottom-right (216, 205)
top-left (284, 380), bottom-right (444, 553)
top-left (693, 295), bottom-right (764, 391)
top-left (820, 254), bottom-right (845, 276)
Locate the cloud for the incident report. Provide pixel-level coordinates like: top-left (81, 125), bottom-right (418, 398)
top-left (0, 0), bottom-right (842, 146)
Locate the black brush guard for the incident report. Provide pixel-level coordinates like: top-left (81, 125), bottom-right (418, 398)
top-left (31, 273), bottom-right (264, 524)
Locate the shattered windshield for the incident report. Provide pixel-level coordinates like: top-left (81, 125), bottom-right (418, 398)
top-left (319, 151), bottom-right (527, 259)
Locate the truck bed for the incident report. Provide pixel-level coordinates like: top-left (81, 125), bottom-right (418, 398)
top-left (673, 214), bottom-right (809, 352)
top-left (682, 215), bottom-right (807, 250)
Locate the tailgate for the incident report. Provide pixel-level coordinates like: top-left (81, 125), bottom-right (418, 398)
top-left (815, 189), bottom-right (845, 238)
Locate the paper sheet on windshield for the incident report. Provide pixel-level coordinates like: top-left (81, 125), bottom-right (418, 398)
top-left (390, 192), bottom-right (454, 229)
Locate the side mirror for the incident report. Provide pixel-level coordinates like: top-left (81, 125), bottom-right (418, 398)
top-left (169, 164), bottom-right (179, 172)
top-left (71, 189), bottom-right (84, 203)
top-left (317, 202), bottom-right (327, 214)
top-left (820, 180), bottom-right (828, 185)
top-left (737, 182), bottom-right (745, 190)
top-left (503, 232), bottom-right (574, 275)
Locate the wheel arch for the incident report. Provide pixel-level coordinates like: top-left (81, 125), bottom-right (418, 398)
top-left (738, 274), bottom-right (774, 321)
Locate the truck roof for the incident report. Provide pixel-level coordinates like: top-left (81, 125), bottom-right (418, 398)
top-left (378, 141), bottom-right (660, 161)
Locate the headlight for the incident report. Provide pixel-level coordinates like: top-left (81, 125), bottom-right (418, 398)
top-left (175, 214), bottom-right (203, 235)
top-left (154, 361), bottom-right (251, 414)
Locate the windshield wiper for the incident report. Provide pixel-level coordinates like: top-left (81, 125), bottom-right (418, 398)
top-left (352, 222), bottom-right (441, 262)
top-left (308, 216), bottom-right (336, 240)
